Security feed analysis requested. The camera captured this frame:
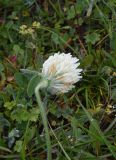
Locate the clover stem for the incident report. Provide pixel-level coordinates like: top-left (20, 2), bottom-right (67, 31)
top-left (35, 80), bottom-right (52, 160)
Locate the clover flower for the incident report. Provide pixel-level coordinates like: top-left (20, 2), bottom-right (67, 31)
top-left (42, 52), bottom-right (82, 94)
top-left (24, 52), bottom-right (83, 159)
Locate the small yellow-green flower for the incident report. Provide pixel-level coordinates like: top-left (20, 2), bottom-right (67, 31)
top-left (19, 25), bottom-right (28, 35)
top-left (106, 105), bottom-right (113, 114)
top-left (19, 30), bottom-right (28, 35)
top-left (27, 28), bottom-right (35, 34)
top-left (20, 25), bottom-right (27, 30)
top-left (112, 72), bottom-right (116, 76)
top-left (19, 25), bottom-right (35, 35)
top-left (32, 21), bottom-right (41, 29)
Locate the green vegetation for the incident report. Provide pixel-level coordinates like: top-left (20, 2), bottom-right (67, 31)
top-left (0, 0), bottom-right (116, 159)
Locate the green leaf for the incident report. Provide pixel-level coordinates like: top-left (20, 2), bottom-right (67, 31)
top-left (67, 6), bottom-right (76, 19)
top-left (71, 117), bottom-right (82, 138)
top-left (30, 108), bottom-right (40, 121)
top-left (27, 75), bottom-right (41, 97)
top-left (14, 140), bottom-right (23, 152)
top-left (111, 88), bottom-right (116, 100)
top-left (14, 72), bottom-right (28, 87)
top-left (4, 101), bottom-right (16, 110)
top-left (13, 44), bottom-right (20, 53)
top-left (75, 0), bottom-right (88, 14)
top-left (78, 17), bottom-right (83, 25)
top-left (104, 52), bottom-right (116, 67)
top-left (25, 127), bottom-right (36, 143)
top-left (11, 106), bottom-right (40, 122)
top-left (13, 44), bottom-right (24, 55)
top-left (85, 33), bottom-right (100, 44)
top-left (81, 54), bottom-right (93, 67)
top-left (0, 115), bottom-right (10, 132)
top-left (110, 32), bottom-right (116, 51)
top-left (11, 107), bottom-right (29, 122)
top-left (51, 33), bottom-right (60, 45)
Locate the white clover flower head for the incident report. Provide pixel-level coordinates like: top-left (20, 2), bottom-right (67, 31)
top-left (42, 52), bottom-right (82, 94)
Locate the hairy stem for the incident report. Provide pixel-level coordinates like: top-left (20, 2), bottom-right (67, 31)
top-left (35, 80), bottom-right (52, 160)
